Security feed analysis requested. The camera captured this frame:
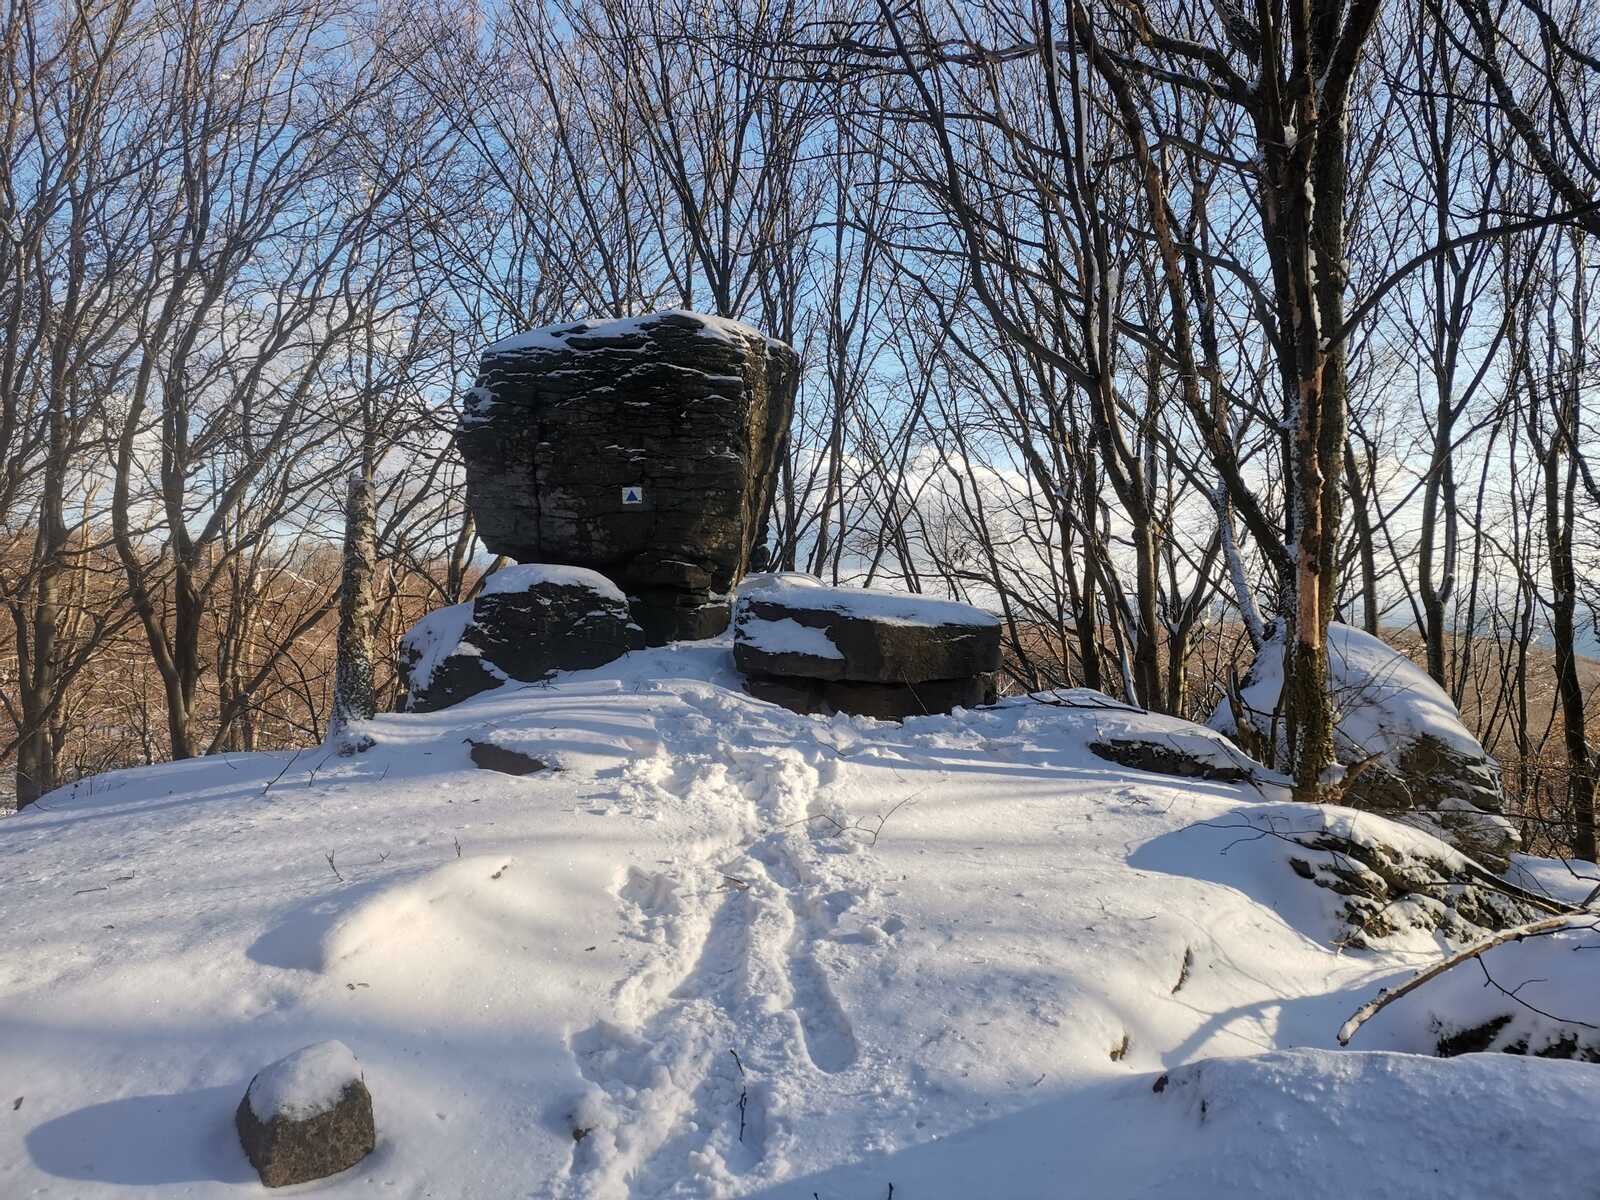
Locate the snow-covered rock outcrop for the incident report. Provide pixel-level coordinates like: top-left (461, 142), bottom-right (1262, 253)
top-left (400, 564), bottom-right (642, 711)
top-left (1211, 622), bottom-right (1517, 868)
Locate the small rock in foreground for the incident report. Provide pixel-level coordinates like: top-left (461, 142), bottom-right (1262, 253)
top-left (236, 1040), bottom-right (375, 1188)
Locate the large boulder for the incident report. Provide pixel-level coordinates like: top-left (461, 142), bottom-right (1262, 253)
top-left (400, 565), bottom-right (642, 712)
top-left (1210, 622), bottom-right (1517, 869)
top-left (236, 1040), bottom-right (375, 1188)
top-left (458, 311), bottom-right (799, 644)
top-left (733, 574), bottom-right (1001, 719)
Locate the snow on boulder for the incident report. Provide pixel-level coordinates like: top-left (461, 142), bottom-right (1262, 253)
top-left (477, 562), bottom-right (628, 603)
top-left (458, 310), bottom-right (799, 644)
top-left (1134, 802), bottom-right (1545, 952)
top-left (1355, 918), bottom-right (1600, 1061)
top-left (732, 574), bottom-right (1001, 719)
top-left (1007, 687), bottom-right (1286, 786)
top-left (1151, 1048), bottom-right (1600, 1199)
top-left (1211, 622), bottom-right (1516, 869)
top-left (1086, 714), bottom-right (1271, 785)
top-left (236, 1041), bottom-right (375, 1188)
top-left (397, 602), bottom-right (493, 711)
top-left (399, 564), bottom-right (643, 712)
top-left (1276, 808), bottom-right (1544, 949)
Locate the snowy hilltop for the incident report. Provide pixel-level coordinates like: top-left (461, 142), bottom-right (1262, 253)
top-left (2, 637), bottom-right (1596, 1198)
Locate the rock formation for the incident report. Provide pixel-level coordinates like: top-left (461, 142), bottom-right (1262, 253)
top-left (1283, 822), bottom-right (1542, 949)
top-left (1088, 736), bottom-right (1255, 784)
top-left (400, 565), bottom-right (642, 712)
top-left (733, 574), bottom-right (1001, 719)
top-left (1210, 621), bottom-right (1518, 869)
top-left (236, 1041), bottom-right (375, 1188)
top-left (458, 310), bottom-right (799, 644)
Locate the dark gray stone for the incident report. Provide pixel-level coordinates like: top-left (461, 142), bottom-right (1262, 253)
top-left (398, 614), bottom-right (482, 713)
top-left (458, 312), bottom-right (798, 644)
top-left (467, 740), bottom-right (551, 776)
top-left (400, 566), bottom-right (643, 712)
top-left (1435, 1015), bottom-right (1600, 1062)
top-left (732, 583), bottom-right (1001, 684)
top-left (236, 1043), bottom-right (375, 1188)
top-left (744, 672), bottom-right (996, 720)
top-left (1088, 738), bottom-right (1252, 783)
top-left (627, 590), bottom-right (732, 646)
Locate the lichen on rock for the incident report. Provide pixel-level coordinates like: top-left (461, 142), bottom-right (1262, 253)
top-left (1285, 827), bottom-right (1542, 949)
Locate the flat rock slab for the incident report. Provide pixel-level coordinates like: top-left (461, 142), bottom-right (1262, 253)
top-left (1088, 736), bottom-right (1252, 784)
top-left (733, 575), bottom-right (1001, 684)
top-left (401, 565), bottom-right (643, 712)
top-left (458, 311), bottom-right (798, 644)
top-left (744, 672), bottom-right (996, 720)
top-left (733, 574), bottom-right (1001, 719)
top-left (236, 1041), bottom-right (375, 1188)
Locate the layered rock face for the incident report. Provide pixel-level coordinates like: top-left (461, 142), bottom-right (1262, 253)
top-left (1210, 622), bottom-right (1518, 870)
top-left (1283, 819), bottom-right (1541, 950)
top-left (458, 311), bottom-right (799, 644)
top-left (399, 565), bottom-right (642, 712)
top-left (733, 574), bottom-right (1001, 719)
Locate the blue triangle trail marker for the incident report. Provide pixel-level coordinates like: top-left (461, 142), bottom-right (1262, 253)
top-left (621, 486), bottom-right (643, 505)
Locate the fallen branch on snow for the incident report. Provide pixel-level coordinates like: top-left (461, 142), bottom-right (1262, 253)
top-left (1337, 911), bottom-right (1598, 1045)
top-left (782, 794), bottom-right (919, 846)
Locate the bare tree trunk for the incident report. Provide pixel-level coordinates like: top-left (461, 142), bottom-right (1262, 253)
top-left (1546, 233), bottom-right (1595, 860)
top-left (332, 451), bottom-right (379, 750)
top-left (1343, 443), bottom-right (1381, 635)
top-left (1266, 0), bottom-right (1382, 800)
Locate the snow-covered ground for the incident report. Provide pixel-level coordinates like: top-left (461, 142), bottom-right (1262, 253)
top-left (1, 638), bottom-right (1593, 1198)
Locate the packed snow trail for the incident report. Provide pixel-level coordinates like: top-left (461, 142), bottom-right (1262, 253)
top-left (2, 640), bottom-right (1596, 1199)
top-left (564, 683), bottom-right (869, 1197)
